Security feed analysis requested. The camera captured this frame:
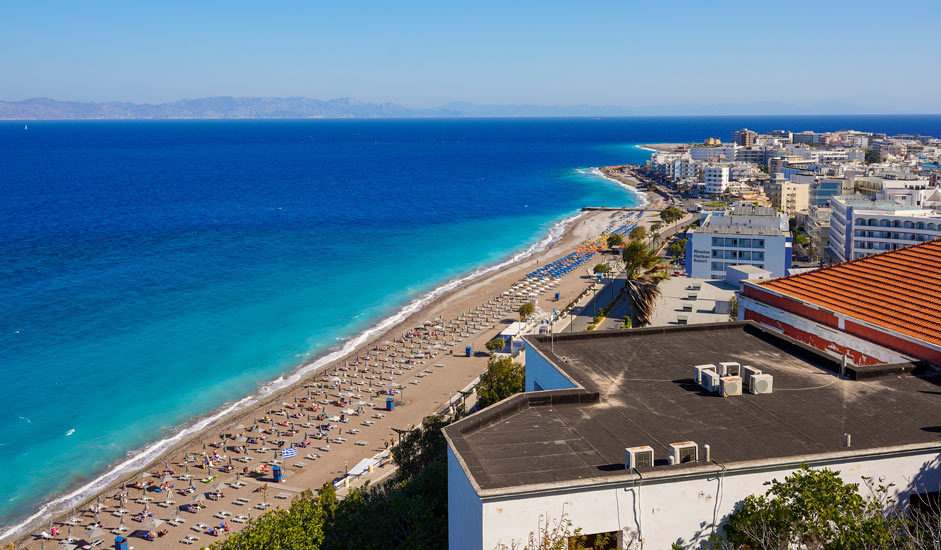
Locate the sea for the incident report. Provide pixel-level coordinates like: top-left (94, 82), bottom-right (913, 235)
top-left (1, 115), bottom-right (941, 536)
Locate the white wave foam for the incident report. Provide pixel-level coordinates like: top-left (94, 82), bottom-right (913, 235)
top-left (589, 167), bottom-right (649, 207)
top-left (0, 210), bottom-right (584, 543)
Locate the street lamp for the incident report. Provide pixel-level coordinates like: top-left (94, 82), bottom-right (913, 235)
top-left (345, 460), bottom-right (348, 476)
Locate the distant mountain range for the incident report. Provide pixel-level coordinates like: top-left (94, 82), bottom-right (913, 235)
top-left (0, 96), bottom-right (882, 120)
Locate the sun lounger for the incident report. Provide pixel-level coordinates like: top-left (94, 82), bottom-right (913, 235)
top-left (232, 515), bottom-right (250, 523)
top-left (355, 440), bottom-right (368, 446)
top-left (305, 453), bottom-right (320, 460)
top-left (192, 523), bottom-right (207, 532)
top-left (276, 492), bottom-right (291, 499)
top-left (294, 461), bottom-right (306, 468)
top-left (254, 502), bottom-right (271, 510)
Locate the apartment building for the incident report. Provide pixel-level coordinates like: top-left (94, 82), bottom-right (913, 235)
top-left (685, 205), bottom-right (791, 279)
top-left (828, 196), bottom-right (941, 262)
top-left (764, 176), bottom-right (809, 215)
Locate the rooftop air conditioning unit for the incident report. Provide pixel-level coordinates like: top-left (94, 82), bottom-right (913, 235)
top-left (701, 369), bottom-right (721, 392)
top-left (718, 362), bottom-right (741, 377)
top-left (741, 365), bottom-right (762, 385)
top-left (693, 364), bottom-right (717, 384)
top-left (748, 373), bottom-right (774, 394)
top-left (720, 376), bottom-right (742, 397)
top-left (670, 442), bottom-right (698, 464)
top-left (625, 446), bottom-right (655, 470)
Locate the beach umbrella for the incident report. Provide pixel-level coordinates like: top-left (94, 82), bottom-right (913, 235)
top-left (234, 423), bottom-right (246, 430)
top-left (40, 540), bottom-right (44, 550)
top-left (88, 527), bottom-right (106, 539)
top-left (150, 518), bottom-right (163, 529)
top-left (184, 461), bottom-right (189, 474)
top-left (66, 524), bottom-right (72, 541)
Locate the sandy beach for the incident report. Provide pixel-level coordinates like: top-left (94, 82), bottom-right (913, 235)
top-left (638, 142), bottom-right (688, 153)
top-left (10, 202), bottom-right (661, 550)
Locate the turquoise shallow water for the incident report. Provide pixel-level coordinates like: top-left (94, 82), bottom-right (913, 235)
top-left (0, 119), bottom-right (648, 533)
top-left (6, 114), bottom-right (940, 534)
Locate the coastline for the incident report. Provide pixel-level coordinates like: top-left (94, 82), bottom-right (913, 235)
top-left (637, 142), bottom-right (687, 153)
top-left (4, 199), bottom-right (636, 547)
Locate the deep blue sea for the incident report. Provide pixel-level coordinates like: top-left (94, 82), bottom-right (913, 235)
top-left (2, 115), bottom-right (941, 534)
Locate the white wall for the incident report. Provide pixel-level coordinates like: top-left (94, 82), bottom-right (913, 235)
top-left (449, 446), bottom-right (484, 550)
top-left (478, 449), bottom-right (941, 550)
top-left (524, 340), bottom-right (577, 392)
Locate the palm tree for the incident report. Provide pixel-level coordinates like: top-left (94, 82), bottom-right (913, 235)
top-left (621, 239), bottom-right (669, 327)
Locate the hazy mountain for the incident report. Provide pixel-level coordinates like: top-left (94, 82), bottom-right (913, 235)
top-left (0, 96), bottom-right (882, 120)
top-left (0, 97), bottom-right (459, 120)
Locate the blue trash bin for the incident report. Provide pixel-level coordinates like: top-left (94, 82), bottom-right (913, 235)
top-left (465, 346), bottom-right (472, 357)
top-left (386, 397), bottom-right (395, 411)
top-left (273, 465), bottom-right (283, 482)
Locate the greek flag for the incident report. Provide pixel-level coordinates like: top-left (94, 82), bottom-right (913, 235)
top-left (281, 447), bottom-right (297, 459)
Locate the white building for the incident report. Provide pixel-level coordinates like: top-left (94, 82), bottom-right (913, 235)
top-left (444, 324), bottom-right (941, 550)
top-left (685, 206), bottom-right (792, 279)
top-left (689, 145), bottom-right (737, 162)
top-left (828, 196), bottom-right (941, 262)
top-left (702, 163), bottom-right (730, 194)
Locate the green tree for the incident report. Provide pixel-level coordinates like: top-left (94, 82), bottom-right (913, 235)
top-left (621, 240), bottom-right (669, 327)
top-left (518, 302), bottom-right (535, 321)
top-left (865, 148), bottom-right (881, 164)
top-left (794, 233), bottom-right (810, 246)
top-left (723, 465), bottom-right (899, 550)
top-left (390, 414), bottom-right (450, 479)
top-left (606, 233), bottom-right (624, 248)
top-left (476, 356), bottom-right (525, 408)
top-left (486, 337), bottom-right (506, 353)
top-left (629, 225), bottom-right (647, 242)
top-left (212, 491), bottom-right (326, 550)
top-left (660, 206), bottom-right (685, 224)
top-left (651, 222), bottom-right (663, 232)
top-left (727, 295), bottom-right (739, 322)
top-left (668, 238), bottom-right (688, 259)
top-left (593, 263), bottom-right (612, 274)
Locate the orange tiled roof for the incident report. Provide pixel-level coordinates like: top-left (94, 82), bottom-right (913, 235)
top-left (757, 239), bottom-right (941, 346)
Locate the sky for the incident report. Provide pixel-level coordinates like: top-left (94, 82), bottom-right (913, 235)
top-left (2, 0), bottom-right (941, 112)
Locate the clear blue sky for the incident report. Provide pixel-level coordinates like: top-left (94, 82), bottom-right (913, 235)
top-left (3, 0), bottom-right (940, 112)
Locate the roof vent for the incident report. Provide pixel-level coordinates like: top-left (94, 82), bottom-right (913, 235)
top-left (625, 446), bottom-right (654, 470)
top-left (670, 442), bottom-right (698, 464)
top-left (693, 364), bottom-right (717, 384)
top-left (748, 373), bottom-right (774, 394)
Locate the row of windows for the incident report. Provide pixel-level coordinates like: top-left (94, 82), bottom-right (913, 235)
top-left (710, 237), bottom-right (767, 248)
top-left (711, 261), bottom-right (765, 272)
top-left (854, 231), bottom-right (937, 241)
top-left (854, 218), bottom-right (939, 230)
top-left (711, 250), bottom-right (766, 260)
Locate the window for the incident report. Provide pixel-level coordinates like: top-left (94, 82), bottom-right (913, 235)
top-left (712, 237), bottom-right (724, 247)
top-left (753, 239), bottom-right (765, 248)
top-left (739, 238), bottom-right (751, 247)
top-left (712, 250), bottom-right (723, 258)
top-left (711, 262), bottom-right (724, 271)
top-left (725, 238), bottom-right (738, 247)
top-left (753, 252), bottom-right (765, 261)
top-left (740, 251), bottom-right (752, 260)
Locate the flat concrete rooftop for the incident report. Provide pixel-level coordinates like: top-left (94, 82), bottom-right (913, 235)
top-left (445, 322), bottom-right (941, 493)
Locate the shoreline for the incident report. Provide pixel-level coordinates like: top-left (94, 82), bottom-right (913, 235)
top-left (4, 199), bottom-right (637, 547)
top-left (638, 142), bottom-right (687, 153)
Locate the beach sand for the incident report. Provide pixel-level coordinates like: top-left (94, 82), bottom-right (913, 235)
top-left (12, 205), bottom-right (666, 550)
top-left (638, 143), bottom-right (688, 153)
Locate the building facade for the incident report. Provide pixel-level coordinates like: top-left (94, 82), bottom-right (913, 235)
top-left (828, 196), bottom-right (941, 262)
top-left (685, 206), bottom-right (792, 279)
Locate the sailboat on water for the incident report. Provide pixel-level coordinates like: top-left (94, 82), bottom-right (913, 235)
top-left (24, 124), bottom-right (28, 130)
